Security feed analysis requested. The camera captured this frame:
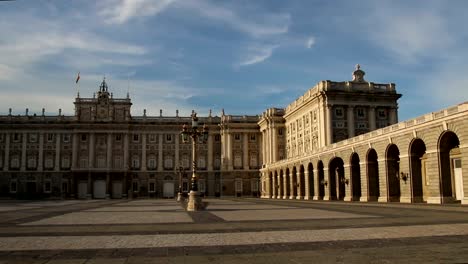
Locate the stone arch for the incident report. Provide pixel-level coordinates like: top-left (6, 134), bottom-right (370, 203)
top-left (350, 152), bottom-right (361, 201)
top-left (285, 168), bottom-right (291, 198)
top-left (367, 148), bottom-right (379, 201)
top-left (299, 164), bottom-right (305, 199)
top-left (386, 144), bottom-right (401, 202)
top-left (308, 162), bottom-right (314, 199)
top-left (438, 130), bottom-right (461, 202)
top-left (317, 160), bottom-right (325, 199)
top-left (409, 138), bottom-right (426, 203)
top-left (329, 157), bottom-right (345, 200)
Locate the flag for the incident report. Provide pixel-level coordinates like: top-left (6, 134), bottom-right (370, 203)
top-left (75, 72), bottom-right (80, 84)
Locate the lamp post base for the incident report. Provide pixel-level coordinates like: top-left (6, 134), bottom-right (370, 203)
top-left (186, 191), bottom-right (203, 211)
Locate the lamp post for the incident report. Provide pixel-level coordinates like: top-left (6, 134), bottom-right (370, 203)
top-left (176, 166), bottom-right (185, 202)
top-left (180, 112), bottom-right (208, 211)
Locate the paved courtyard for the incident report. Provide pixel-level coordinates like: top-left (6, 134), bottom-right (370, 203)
top-left (0, 199), bottom-right (467, 263)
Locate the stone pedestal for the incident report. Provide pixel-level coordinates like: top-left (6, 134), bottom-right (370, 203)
top-left (186, 191), bottom-right (203, 211)
top-left (177, 192), bottom-right (183, 202)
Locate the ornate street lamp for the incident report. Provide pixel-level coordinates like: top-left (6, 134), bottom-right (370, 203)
top-left (180, 112), bottom-right (208, 211)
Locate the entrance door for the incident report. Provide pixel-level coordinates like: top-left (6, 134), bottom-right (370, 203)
top-left (453, 159), bottom-right (464, 201)
top-left (163, 182), bottom-right (174, 198)
top-left (112, 181), bottom-right (122, 199)
top-left (93, 180), bottom-right (106, 199)
top-left (78, 182), bottom-right (88, 199)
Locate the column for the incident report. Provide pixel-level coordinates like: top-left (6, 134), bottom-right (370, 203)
top-left (3, 133), bottom-right (10, 171)
top-left (347, 106), bottom-right (355, 138)
top-left (265, 129), bottom-right (271, 164)
top-left (296, 169), bottom-right (302, 199)
top-left (277, 174), bottom-right (282, 198)
top-left (343, 164), bottom-right (352, 201)
top-left (271, 173), bottom-right (276, 198)
top-left (207, 133), bottom-right (213, 171)
top-left (289, 169), bottom-right (296, 199)
top-left (243, 133), bottom-right (249, 170)
top-left (323, 168), bottom-right (331, 200)
top-left (304, 170), bottom-right (310, 200)
top-left (389, 107), bottom-right (398, 124)
top-left (88, 133), bottom-right (95, 168)
top-left (107, 133), bottom-right (113, 169)
top-left (123, 133), bottom-right (129, 170)
top-left (369, 106), bottom-right (376, 131)
top-left (37, 133), bottom-right (44, 171)
top-left (20, 132), bottom-right (27, 171)
top-left (326, 104), bottom-right (333, 145)
top-left (359, 161), bottom-right (369, 202)
top-left (54, 133), bottom-right (61, 171)
top-left (272, 127), bottom-right (277, 162)
top-left (72, 133), bottom-right (78, 169)
top-left (258, 133), bottom-right (263, 166)
top-left (313, 168), bottom-right (320, 200)
top-left (283, 172), bottom-right (288, 199)
top-left (157, 134), bottom-right (163, 172)
top-left (174, 133), bottom-right (179, 170)
top-left (377, 158), bottom-right (388, 202)
top-left (141, 133), bottom-right (147, 171)
top-left (227, 132), bottom-right (233, 170)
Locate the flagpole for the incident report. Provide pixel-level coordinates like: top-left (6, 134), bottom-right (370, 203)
top-left (75, 72), bottom-right (80, 98)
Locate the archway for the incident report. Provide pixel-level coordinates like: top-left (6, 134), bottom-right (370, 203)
top-left (409, 138), bottom-right (426, 202)
top-left (308, 163), bottom-right (314, 198)
top-left (317, 161), bottom-right (325, 199)
top-left (350, 153), bottom-right (361, 201)
top-left (329, 157), bottom-right (345, 200)
top-left (367, 149), bottom-right (379, 201)
top-left (285, 168), bottom-right (291, 198)
top-left (438, 131), bottom-right (461, 202)
top-left (299, 165), bottom-right (305, 199)
top-left (386, 144), bottom-right (401, 202)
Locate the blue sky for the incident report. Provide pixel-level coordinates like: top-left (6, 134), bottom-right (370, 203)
top-left (0, 0), bottom-right (467, 121)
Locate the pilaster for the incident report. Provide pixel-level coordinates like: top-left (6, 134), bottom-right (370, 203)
top-left (141, 133), bottom-right (147, 172)
top-left (304, 170), bottom-right (310, 200)
top-left (359, 161), bottom-right (369, 202)
top-left (158, 134), bottom-right (163, 172)
top-left (243, 133), bottom-right (249, 170)
top-left (3, 133), bottom-right (9, 171)
top-left (20, 132), bottom-right (27, 171)
top-left (54, 133), bottom-right (61, 171)
top-left (37, 133), bottom-right (43, 171)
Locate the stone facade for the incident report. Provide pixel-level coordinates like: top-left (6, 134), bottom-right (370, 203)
top-left (1, 66), bottom-right (467, 204)
top-left (0, 79), bottom-right (261, 199)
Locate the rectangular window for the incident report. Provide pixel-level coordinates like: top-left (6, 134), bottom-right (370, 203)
top-left (81, 134), bottom-right (87, 142)
top-left (357, 108), bottom-right (366, 119)
top-left (29, 134), bottom-right (37, 143)
top-left (149, 134), bottom-right (156, 142)
top-left (278, 129), bottom-right (283, 136)
top-left (250, 134), bottom-right (256, 141)
top-left (214, 135), bottom-right (221, 142)
top-left (115, 134), bottom-right (122, 141)
top-left (63, 134), bottom-right (70, 143)
top-left (149, 182), bottom-right (156, 192)
top-left (335, 107), bottom-right (344, 118)
top-left (133, 134), bottom-right (139, 142)
top-left (166, 134), bottom-right (173, 143)
top-left (13, 133), bottom-right (20, 142)
top-left (378, 109), bottom-right (387, 119)
top-left (132, 181), bottom-right (139, 192)
top-left (234, 134), bottom-right (241, 141)
top-left (44, 181), bottom-right (51, 193)
top-left (47, 133), bottom-right (54, 142)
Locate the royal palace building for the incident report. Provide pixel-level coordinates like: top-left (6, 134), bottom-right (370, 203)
top-left (1, 66), bottom-right (467, 204)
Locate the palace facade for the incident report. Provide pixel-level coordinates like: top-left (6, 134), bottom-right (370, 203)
top-left (1, 66), bottom-right (467, 204)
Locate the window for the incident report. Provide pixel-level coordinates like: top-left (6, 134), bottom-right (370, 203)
top-left (131, 156), bottom-right (140, 169)
top-left (335, 121), bottom-right (344, 128)
top-left (278, 129), bottom-right (283, 136)
top-left (47, 133), bottom-right (54, 142)
top-left (44, 181), bottom-right (51, 193)
top-left (10, 155), bottom-right (20, 169)
top-left (148, 156), bottom-right (157, 170)
top-left (45, 157), bottom-right (54, 169)
top-left (29, 134), bottom-right (37, 143)
top-left (27, 157), bottom-right (36, 169)
top-left (356, 108), bottom-right (366, 119)
top-left (214, 135), bottom-right (220, 142)
top-left (97, 156), bottom-right (106, 168)
top-left (10, 180), bottom-right (17, 193)
top-left (198, 156), bottom-right (206, 169)
top-left (63, 134), bottom-right (70, 143)
top-left (164, 157), bottom-right (173, 169)
top-left (214, 157), bottom-right (221, 169)
top-left (132, 181), bottom-right (139, 192)
top-left (114, 156), bottom-right (122, 169)
top-left (80, 158), bottom-right (88, 168)
top-left (199, 180), bottom-right (206, 193)
top-left (115, 134), bottom-right (122, 141)
top-left (251, 179), bottom-right (259, 192)
top-left (234, 134), bottom-right (241, 141)
top-left (133, 134), bottom-right (139, 142)
top-left (13, 133), bottom-right (20, 142)
top-left (148, 181), bottom-right (156, 192)
top-left (166, 134), bottom-right (173, 143)
top-left (235, 178), bottom-right (243, 193)
top-left (335, 107), bottom-right (344, 118)
top-left (81, 134), bottom-right (87, 142)
top-left (62, 156), bottom-right (70, 168)
top-left (234, 153), bottom-right (242, 168)
top-left (250, 154), bottom-right (258, 168)
top-left (357, 122), bottom-right (367, 129)
top-left (149, 134), bottom-right (156, 142)
top-left (250, 134), bottom-right (256, 142)
top-left (378, 109), bottom-right (387, 119)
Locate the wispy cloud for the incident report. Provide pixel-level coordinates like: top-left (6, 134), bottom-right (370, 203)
top-left (99, 0), bottom-right (176, 24)
top-left (306, 36), bottom-right (315, 49)
top-left (238, 44), bottom-right (279, 66)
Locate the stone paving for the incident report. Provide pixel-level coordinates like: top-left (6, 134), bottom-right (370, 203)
top-left (0, 198), bottom-right (467, 263)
